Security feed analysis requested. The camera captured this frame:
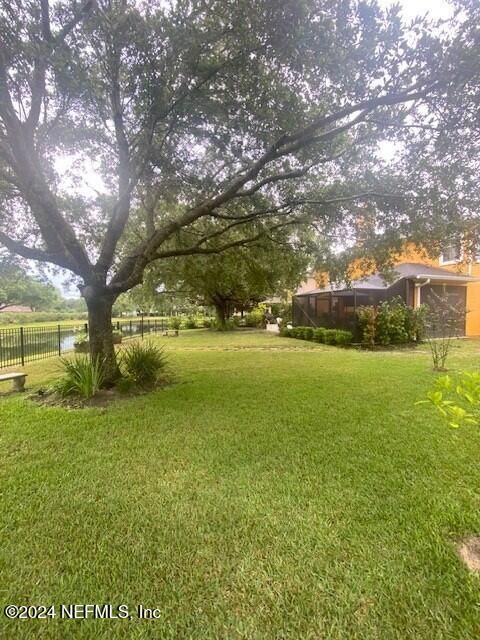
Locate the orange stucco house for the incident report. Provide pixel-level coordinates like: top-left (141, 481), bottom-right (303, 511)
top-left (293, 244), bottom-right (480, 337)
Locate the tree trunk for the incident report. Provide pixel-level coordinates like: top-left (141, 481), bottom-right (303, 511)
top-left (213, 300), bottom-right (228, 330)
top-left (85, 294), bottom-right (119, 384)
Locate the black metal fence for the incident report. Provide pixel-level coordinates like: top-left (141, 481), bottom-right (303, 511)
top-left (0, 316), bottom-right (172, 370)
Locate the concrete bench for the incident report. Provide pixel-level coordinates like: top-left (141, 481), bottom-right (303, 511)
top-left (0, 372), bottom-right (27, 392)
top-left (162, 329), bottom-right (179, 337)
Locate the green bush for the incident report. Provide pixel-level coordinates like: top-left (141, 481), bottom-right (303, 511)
top-left (357, 297), bottom-right (425, 346)
top-left (184, 316), bottom-right (198, 329)
top-left (54, 356), bottom-right (105, 398)
top-left (335, 330), bottom-right (353, 346)
top-left (357, 305), bottom-right (376, 347)
top-left (323, 329), bottom-right (338, 345)
top-left (303, 327), bottom-right (314, 341)
top-left (120, 341), bottom-right (168, 387)
top-left (202, 317), bottom-right (214, 328)
top-left (169, 317), bottom-right (182, 330)
top-left (279, 326), bottom-right (292, 337)
top-left (73, 332), bottom-right (88, 346)
top-left (288, 326), bottom-right (351, 347)
top-left (245, 304), bottom-right (267, 328)
top-left (376, 298), bottom-right (408, 345)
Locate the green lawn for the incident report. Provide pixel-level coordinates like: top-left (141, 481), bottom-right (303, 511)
top-left (1, 330), bottom-right (480, 639)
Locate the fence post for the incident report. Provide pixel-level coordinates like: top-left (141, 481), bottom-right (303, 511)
top-left (84, 322), bottom-right (88, 336)
top-left (141, 314), bottom-right (144, 339)
top-left (117, 321), bottom-right (120, 331)
top-left (57, 325), bottom-right (61, 356)
top-left (20, 327), bottom-right (25, 367)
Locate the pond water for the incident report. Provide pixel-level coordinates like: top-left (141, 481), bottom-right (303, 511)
top-left (0, 320), bottom-right (166, 369)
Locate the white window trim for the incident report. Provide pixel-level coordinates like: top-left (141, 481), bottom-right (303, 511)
top-left (439, 248), bottom-right (462, 266)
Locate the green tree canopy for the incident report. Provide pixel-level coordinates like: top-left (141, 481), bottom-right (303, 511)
top-left (147, 224), bottom-right (311, 327)
top-left (0, 0), bottom-right (467, 379)
top-left (0, 258), bottom-right (64, 310)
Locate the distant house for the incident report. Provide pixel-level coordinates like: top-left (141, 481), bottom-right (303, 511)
top-left (294, 248), bottom-right (480, 337)
top-left (0, 305), bottom-right (32, 313)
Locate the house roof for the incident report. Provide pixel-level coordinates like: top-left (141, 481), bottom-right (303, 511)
top-left (0, 305), bottom-right (32, 313)
top-left (295, 262), bottom-right (479, 296)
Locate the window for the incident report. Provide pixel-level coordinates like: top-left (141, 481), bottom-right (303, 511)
top-left (440, 244), bottom-right (461, 265)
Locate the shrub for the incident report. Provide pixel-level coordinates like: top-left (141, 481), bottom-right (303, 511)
top-left (184, 316), bottom-right (198, 329)
top-left (54, 355), bottom-right (105, 398)
top-left (357, 305), bottom-right (377, 347)
top-left (73, 332), bottom-right (88, 345)
top-left (280, 327), bottom-right (292, 337)
top-left (169, 317), bottom-right (182, 330)
top-left (334, 330), bottom-right (353, 346)
top-left (357, 297), bottom-right (424, 347)
top-left (323, 329), bottom-right (338, 345)
top-left (73, 332), bottom-right (89, 353)
top-left (120, 341), bottom-right (168, 387)
top-left (245, 304), bottom-right (267, 328)
top-left (377, 298), bottom-right (409, 345)
top-left (303, 327), bottom-right (314, 341)
top-left (313, 328), bottom-right (325, 343)
top-left (202, 317), bottom-right (214, 328)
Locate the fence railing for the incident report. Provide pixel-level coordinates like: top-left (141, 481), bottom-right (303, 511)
top-left (0, 316), bottom-right (172, 370)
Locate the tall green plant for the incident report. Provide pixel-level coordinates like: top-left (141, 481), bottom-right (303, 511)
top-left (357, 306), bottom-right (377, 347)
top-left (54, 356), bottom-right (106, 399)
top-left (120, 341), bottom-right (168, 387)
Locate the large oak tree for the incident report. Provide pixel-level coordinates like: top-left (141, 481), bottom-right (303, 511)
top-left (0, 0), bottom-right (455, 379)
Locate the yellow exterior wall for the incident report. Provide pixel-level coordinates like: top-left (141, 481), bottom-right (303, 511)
top-left (310, 242), bottom-right (480, 337)
top-left (390, 244), bottom-right (480, 337)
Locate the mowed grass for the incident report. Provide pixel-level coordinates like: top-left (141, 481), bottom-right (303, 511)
top-left (1, 330), bottom-right (480, 639)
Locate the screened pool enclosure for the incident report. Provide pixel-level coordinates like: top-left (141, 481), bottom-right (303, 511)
top-left (293, 263), bottom-right (476, 338)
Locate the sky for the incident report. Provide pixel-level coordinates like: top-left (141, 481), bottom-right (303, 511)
top-left (48, 0), bottom-right (453, 298)
top-left (380, 0), bottom-right (452, 20)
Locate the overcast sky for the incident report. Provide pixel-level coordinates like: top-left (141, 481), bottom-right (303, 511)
top-left (380, 0), bottom-right (452, 19)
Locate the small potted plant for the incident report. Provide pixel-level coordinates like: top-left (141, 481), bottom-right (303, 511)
top-left (73, 333), bottom-right (89, 353)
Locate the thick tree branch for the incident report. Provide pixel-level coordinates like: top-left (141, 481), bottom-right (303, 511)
top-left (0, 230), bottom-right (69, 266)
top-left (154, 221), bottom-right (298, 260)
top-left (96, 43), bottom-right (133, 272)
